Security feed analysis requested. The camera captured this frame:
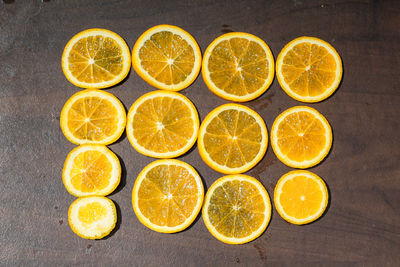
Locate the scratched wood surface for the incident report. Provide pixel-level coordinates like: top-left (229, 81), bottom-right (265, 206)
top-left (0, 0), bottom-right (399, 265)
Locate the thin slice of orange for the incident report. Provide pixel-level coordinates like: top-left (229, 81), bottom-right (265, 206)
top-left (60, 89), bottom-right (126, 145)
top-left (132, 159), bottom-right (204, 233)
top-left (274, 170), bottom-right (329, 225)
top-left (63, 145), bottom-right (121, 197)
top-left (202, 32), bottom-right (274, 102)
top-left (202, 174), bottom-right (271, 244)
top-left (68, 196), bottom-right (117, 239)
top-left (132, 25), bottom-right (202, 91)
top-left (62, 28), bottom-right (131, 89)
top-left (270, 106), bottom-right (332, 168)
top-left (198, 104), bottom-right (268, 174)
top-left (276, 36), bottom-right (342, 102)
top-left (126, 90), bottom-right (199, 158)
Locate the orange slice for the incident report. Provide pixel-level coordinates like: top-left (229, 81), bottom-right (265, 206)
top-left (60, 89), bottom-right (126, 145)
top-left (132, 159), bottom-right (204, 233)
top-left (274, 170), bottom-right (329, 225)
top-left (63, 145), bottom-right (121, 197)
top-left (276, 36), bottom-right (342, 102)
top-left (126, 90), bottom-right (199, 158)
top-left (270, 106), bottom-right (332, 168)
top-left (202, 174), bottom-right (271, 244)
top-left (68, 196), bottom-right (117, 239)
top-left (198, 104), bottom-right (268, 174)
top-left (61, 28), bottom-right (131, 89)
top-left (202, 32), bottom-right (274, 102)
top-left (132, 25), bottom-right (202, 91)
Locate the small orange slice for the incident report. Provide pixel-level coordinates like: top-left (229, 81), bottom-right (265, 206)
top-left (63, 145), bottom-right (121, 197)
top-left (274, 170), bottom-right (329, 225)
top-left (68, 196), bottom-right (117, 239)
top-left (60, 89), bottom-right (126, 145)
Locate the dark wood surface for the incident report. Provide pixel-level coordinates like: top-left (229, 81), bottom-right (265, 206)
top-left (1, 0), bottom-right (399, 265)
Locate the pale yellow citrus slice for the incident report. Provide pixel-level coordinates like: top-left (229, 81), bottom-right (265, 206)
top-left (60, 89), bottom-right (126, 145)
top-left (126, 90), bottom-right (199, 158)
top-left (63, 144), bottom-right (121, 197)
top-left (132, 159), bottom-right (204, 233)
top-left (198, 104), bottom-right (268, 174)
top-left (68, 196), bottom-right (117, 239)
top-left (202, 174), bottom-right (271, 244)
top-left (271, 106), bottom-right (332, 168)
top-left (274, 170), bottom-right (329, 225)
top-left (61, 28), bottom-right (131, 89)
top-left (132, 25), bottom-right (202, 91)
top-left (202, 32), bottom-right (274, 102)
top-left (276, 36), bottom-right (342, 102)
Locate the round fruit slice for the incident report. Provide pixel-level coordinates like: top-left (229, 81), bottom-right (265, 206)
top-left (126, 90), bottom-right (199, 158)
top-left (198, 104), bottom-right (268, 174)
top-left (203, 174), bottom-right (271, 244)
top-left (132, 24), bottom-right (202, 91)
top-left (60, 89), bottom-right (126, 145)
top-left (274, 170), bottom-right (329, 225)
top-left (68, 196), bottom-right (117, 239)
top-left (63, 144), bottom-right (121, 197)
top-left (202, 32), bottom-right (274, 102)
top-left (132, 159), bottom-right (204, 233)
top-left (276, 36), bottom-right (342, 102)
top-left (61, 28), bottom-right (131, 89)
top-left (270, 106), bottom-right (332, 168)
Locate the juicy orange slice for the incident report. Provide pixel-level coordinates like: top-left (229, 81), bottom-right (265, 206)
top-left (68, 196), bottom-right (117, 239)
top-left (61, 28), bottom-right (131, 89)
top-left (132, 25), bottom-right (202, 91)
top-left (276, 36), bottom-right (342, 102)
top-left (274, 170), bottom-right (329, 225)
top-left (60, 89), bottom-right (126, 145)
top-left (202, 32), bottom-right (274, 102)
top-left (63, 145), bottom-right (121, 197)
top-left (202, 174), bottom-right (271, 244)
top-left (126, 90), bottom-right (199, 158)
top-left (270, 106), bottom-right (332, 168)
top-left (198, 104), bottom-right (268, 174)
top-left (132, 159), bottom-right (204, 233)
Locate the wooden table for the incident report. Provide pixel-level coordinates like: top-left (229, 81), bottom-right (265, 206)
top-left (1, 0), bottom-right (399, 265)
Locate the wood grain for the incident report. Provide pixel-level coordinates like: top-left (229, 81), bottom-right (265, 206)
top-left (0, 0), bottom-right (399, 265)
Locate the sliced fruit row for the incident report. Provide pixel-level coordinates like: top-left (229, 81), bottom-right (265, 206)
top-left (62, 26), bottom-right (342, 103)
top-left (132, 161), bottom-right (329, 244)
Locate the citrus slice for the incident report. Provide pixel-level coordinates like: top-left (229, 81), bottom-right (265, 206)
top-left (60, 89), bottom-right (126, 145)
top-left (198, 104), bottom-right (268, 174)
top-left (132, 24), bottom-right (202, 91)
top-left (68, 196), bottom-right (117, 239)
top-left (132, 159), bottom-right (204, 233)
top-left (276, 36), bottom-right (342, 102)
top-left (61, 28), bottom-right (131, 89)
top-left (271, 106), bottom-right (332, 168)
top-left (274, 170), bottom-right (329, 225)
top-left (62, 144), bottom-right (121, 197)
top-left (126, 90), bottom-right (199, 158)
top-left (202, 174), bottom-right (271, 244)
top-left (202, 32), bottom-right (274, 102)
